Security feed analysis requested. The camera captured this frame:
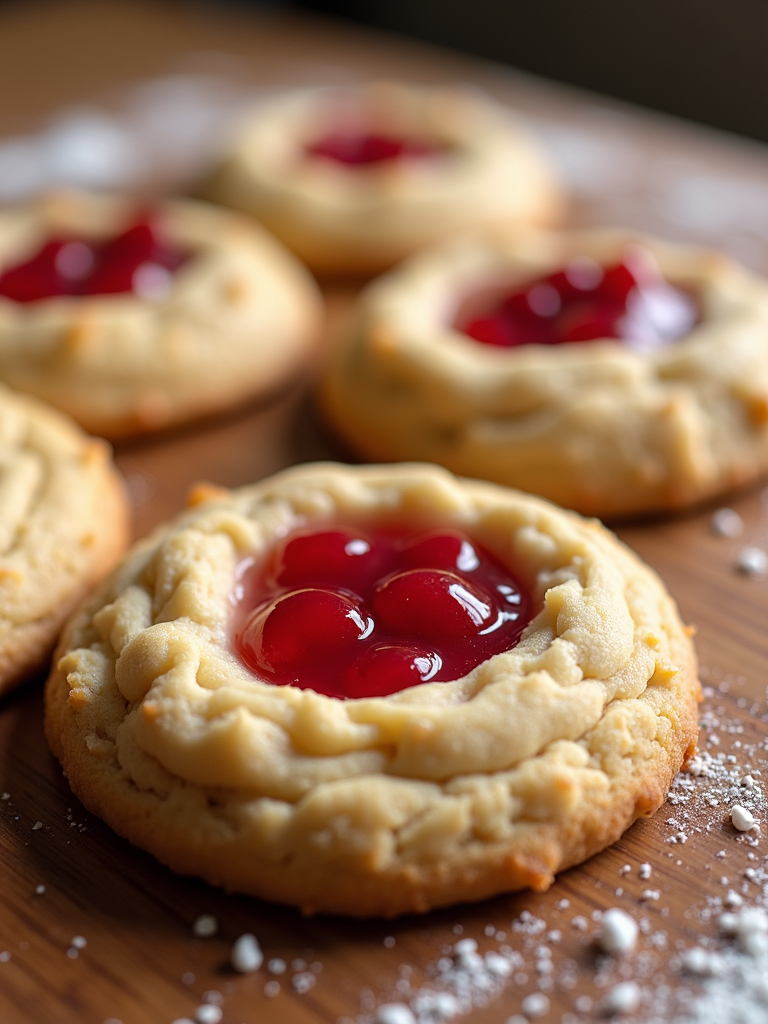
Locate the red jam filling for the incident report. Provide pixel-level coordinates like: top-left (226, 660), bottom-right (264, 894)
top-left (0, 217), bottom-right (187, 303)
top-left (306, 133), bottom-right (439, 166)
top-left (234, 525), bottom-right (531, 699)
top-left (460, 249), bottom-right (698, 352)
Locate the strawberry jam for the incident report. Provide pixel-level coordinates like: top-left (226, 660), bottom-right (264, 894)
top-left (306, 133), bottom-right (439, 166)
top-left (0, 217), bottom-right (187, 303)
top-left (460, 249), bottom-right (698, 351)
top-left (234, 525), bottom-right (531, 699)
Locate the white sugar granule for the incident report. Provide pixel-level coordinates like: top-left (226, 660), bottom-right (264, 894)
top-left (376, 1005), bottom-right (416, 1024)
top-left (731, 805), bottom-right (759, 831)
top-left (264, 980), bottom-right (280, 997)
top-left (681, 946), bottom-right (724, 976)
top-left (293, 971), bottom-right (316, 994)
top-left (599, 981), bottom-right (641, 1014)
top-left (268, 957), bottom-right (286, 974)
top-left (711, 508), bottom-right (744, 537)
top-left (597, 908), bottom-right (638, 954)
top-left (194, 1006), bottom-right (222, 1024)
top-left (521, 992), bottom-right (549, 1018)
top-left (230, 933), bottom-right (263, 973)
top-left (735, 546), bottom-right (768, 576)
top-left (191, 914), bottom-right (218, 938)
top-left (639, 862), bottom-right (652, 880)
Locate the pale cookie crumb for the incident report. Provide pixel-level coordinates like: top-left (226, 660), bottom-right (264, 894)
top-left (711, 508), bottom-right (744, 537)
top-left (230, 933), bottom-right (263, 973)
top-left (597, 908), bottom-right (639, 954)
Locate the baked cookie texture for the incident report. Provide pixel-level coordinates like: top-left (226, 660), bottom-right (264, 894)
top-left (320, 230), bottom-right (768, 518)
top-left (0, 191), bottom-right (323, 438)
top-left (0, 383), bottom-right (128, 695)
top-left (45, 463), bottom-right (699, 917)
top-left (205, 82), bottom-right (563, 275)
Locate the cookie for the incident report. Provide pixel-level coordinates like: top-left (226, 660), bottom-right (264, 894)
top-left (0, 383), bottom-right (128, 695)
top-left (205, 82), bottom-right (562, 275)
top-left (320, 229), bottom-right (768, 518)
top-left (0, 191), bottom-right (323, 438)
top-left (45, 462), bottom-right (699, 916)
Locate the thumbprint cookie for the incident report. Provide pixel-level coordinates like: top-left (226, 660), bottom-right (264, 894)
top-left (45, 462), bottom-right (698, 915)
top-left (205, 82), bottom-right (562, 275)
top-left (0, 383), bottom-right (128, 694)
top-left (0, 191), bottom-right (322, 437)
top-left (320, 230), bottom-right (768, 518)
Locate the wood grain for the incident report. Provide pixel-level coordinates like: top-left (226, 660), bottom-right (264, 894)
top-left (0, 3), bottom-right (767, 1023)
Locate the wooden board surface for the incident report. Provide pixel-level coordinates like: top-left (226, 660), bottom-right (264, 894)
top-left (1, 3), bottom-right (768, 1023)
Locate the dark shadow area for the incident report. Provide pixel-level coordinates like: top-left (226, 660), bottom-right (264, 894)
top-left (245, 0), bottom-right (768, 145)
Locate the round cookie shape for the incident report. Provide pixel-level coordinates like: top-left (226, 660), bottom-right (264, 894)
top-left (45, 462), bottom-right (699, 917)
top-left (0, 191), bottom-right (323, 438)
top-left (204, 82), bottom-right (563, 275)
top-left (319, 230), bottom-right (768, 518)
top-left (0, 383), bottom-right (128, 695)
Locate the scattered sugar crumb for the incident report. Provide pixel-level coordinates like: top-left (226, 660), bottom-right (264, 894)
top-left (194, 1006), bottom-right (222, 1024)
top-left (375, 1006), bottom-right (416, 1024)
top-left (600, 981), bottom-right (641, 1015)
top-left (597, 908), bottom-right (638, 954)
top-left (711, 508), bottom-right (744, 537)
top-left (192, 915), bottom-right (218, 938)
top-left (521, 992), bottom-right (550, 1018)
top-left (230, 933), bottom-right (263, 973)
top-left (731, 805), bottom-right (759, 831)
top-left (735, 546), bottom-right (768, 576)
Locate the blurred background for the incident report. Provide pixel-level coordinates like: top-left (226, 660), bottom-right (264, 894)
top-left (269, 0), bottom-right (767, 144)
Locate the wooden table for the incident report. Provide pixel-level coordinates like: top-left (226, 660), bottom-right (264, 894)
top-left (1, 3), bottom-right (768, 1022)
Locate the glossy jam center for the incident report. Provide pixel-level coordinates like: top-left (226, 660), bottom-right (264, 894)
top-left (460, 249), bottom-right (699, 352)
top-left (234, 525), bottom-right (531, 699)
top-left (0, 217), bottom-right (187, 303)
top-left (306, 132), bottom-right (439, 166)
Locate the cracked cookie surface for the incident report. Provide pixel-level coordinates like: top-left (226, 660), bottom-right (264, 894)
top-left (45, 463), bottom-right (699, 915)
